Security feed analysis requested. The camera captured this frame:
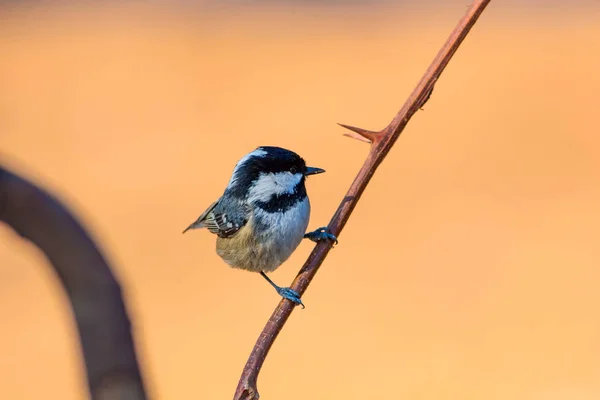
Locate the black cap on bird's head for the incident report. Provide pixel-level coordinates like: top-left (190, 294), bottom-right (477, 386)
top-left (253, 146), bottom-right (324, 176)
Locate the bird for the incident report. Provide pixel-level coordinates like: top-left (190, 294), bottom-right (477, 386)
top-left (183, 146), bottom-right (337, 308)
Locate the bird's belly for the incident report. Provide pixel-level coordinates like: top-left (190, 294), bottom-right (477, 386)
top-left (216, 198), bottom-right (310, 273)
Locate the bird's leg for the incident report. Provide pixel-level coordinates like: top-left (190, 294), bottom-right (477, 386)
top-left (304, 226), bottom-right (338, 245)
top-left (260, 271), bottom-right (304, 309)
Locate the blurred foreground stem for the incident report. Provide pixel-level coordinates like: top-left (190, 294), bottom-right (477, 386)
top-left (0, 167), bottom-right (148, 400)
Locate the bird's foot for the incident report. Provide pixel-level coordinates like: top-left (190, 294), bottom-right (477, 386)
top-left (304, 226), bottom-right (338, 245)
top-left (260, 271), bottom-right (305, 308)
top-left (276, 287), bottom-right (305, 309)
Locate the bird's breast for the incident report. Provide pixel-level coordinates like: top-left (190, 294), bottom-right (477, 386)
top-left (216, 197), bottom-right (311, 272)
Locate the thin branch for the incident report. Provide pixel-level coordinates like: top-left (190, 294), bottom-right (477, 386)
top-left (233, 1), bottom-right (492, 399)
top-left (0, 167), bottom-right (148, 400)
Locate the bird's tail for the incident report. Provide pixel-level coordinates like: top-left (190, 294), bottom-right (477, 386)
top-left (182, 200), bottom-right (218, 234)
top-left (182, 219), bottom-right (205, 234)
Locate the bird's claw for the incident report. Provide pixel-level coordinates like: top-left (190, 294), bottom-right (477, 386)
top-left (276, 287), bottom-right (305, 309)
top-left (304, 226), bottom-right (338, 245)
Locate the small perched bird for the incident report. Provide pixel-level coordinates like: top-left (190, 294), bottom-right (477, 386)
top-left (183, 146), bottom-right (337, 308)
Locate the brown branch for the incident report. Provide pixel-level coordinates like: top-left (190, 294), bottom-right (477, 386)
top-left (234, 1), bottom-right (492, 399)
top-left (0, 167), bottom-right (148, 400)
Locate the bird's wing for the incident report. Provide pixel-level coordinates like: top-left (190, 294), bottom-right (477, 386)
top-left (182, 198), bottom-right (247, 238)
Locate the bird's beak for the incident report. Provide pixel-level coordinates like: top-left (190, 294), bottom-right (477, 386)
top-left (305, 166), bottom-right (325, 176)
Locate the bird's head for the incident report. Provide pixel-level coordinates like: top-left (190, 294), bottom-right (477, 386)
top-left (225, 146), bottom-right (325, 208)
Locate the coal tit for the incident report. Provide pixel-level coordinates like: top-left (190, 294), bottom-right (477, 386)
top-left (183, 146), bottom-right (337, 308)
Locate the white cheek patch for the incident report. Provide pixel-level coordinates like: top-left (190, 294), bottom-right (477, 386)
top-left (247, 172), bottom-right (303, 203)
top-left (227, 148), bottom-right (268, 188)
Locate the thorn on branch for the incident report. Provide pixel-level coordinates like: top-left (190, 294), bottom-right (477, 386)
top-left (342, 131), bottom-right (371, 143)
top-left (338, 123), bottom-right (380, 144)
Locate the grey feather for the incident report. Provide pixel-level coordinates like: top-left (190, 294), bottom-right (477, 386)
top-left (182, 197), bottom-right (248, 238)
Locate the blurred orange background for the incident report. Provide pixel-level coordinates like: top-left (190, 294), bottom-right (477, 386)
top-left (2, 1), bottom-right (600, 399)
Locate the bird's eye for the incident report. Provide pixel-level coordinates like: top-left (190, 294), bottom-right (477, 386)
top-left (290, 166), bottom-right (297, 174)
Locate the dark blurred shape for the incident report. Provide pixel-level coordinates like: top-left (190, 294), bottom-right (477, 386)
top-left (0, 166), bottom-right (148, 400)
